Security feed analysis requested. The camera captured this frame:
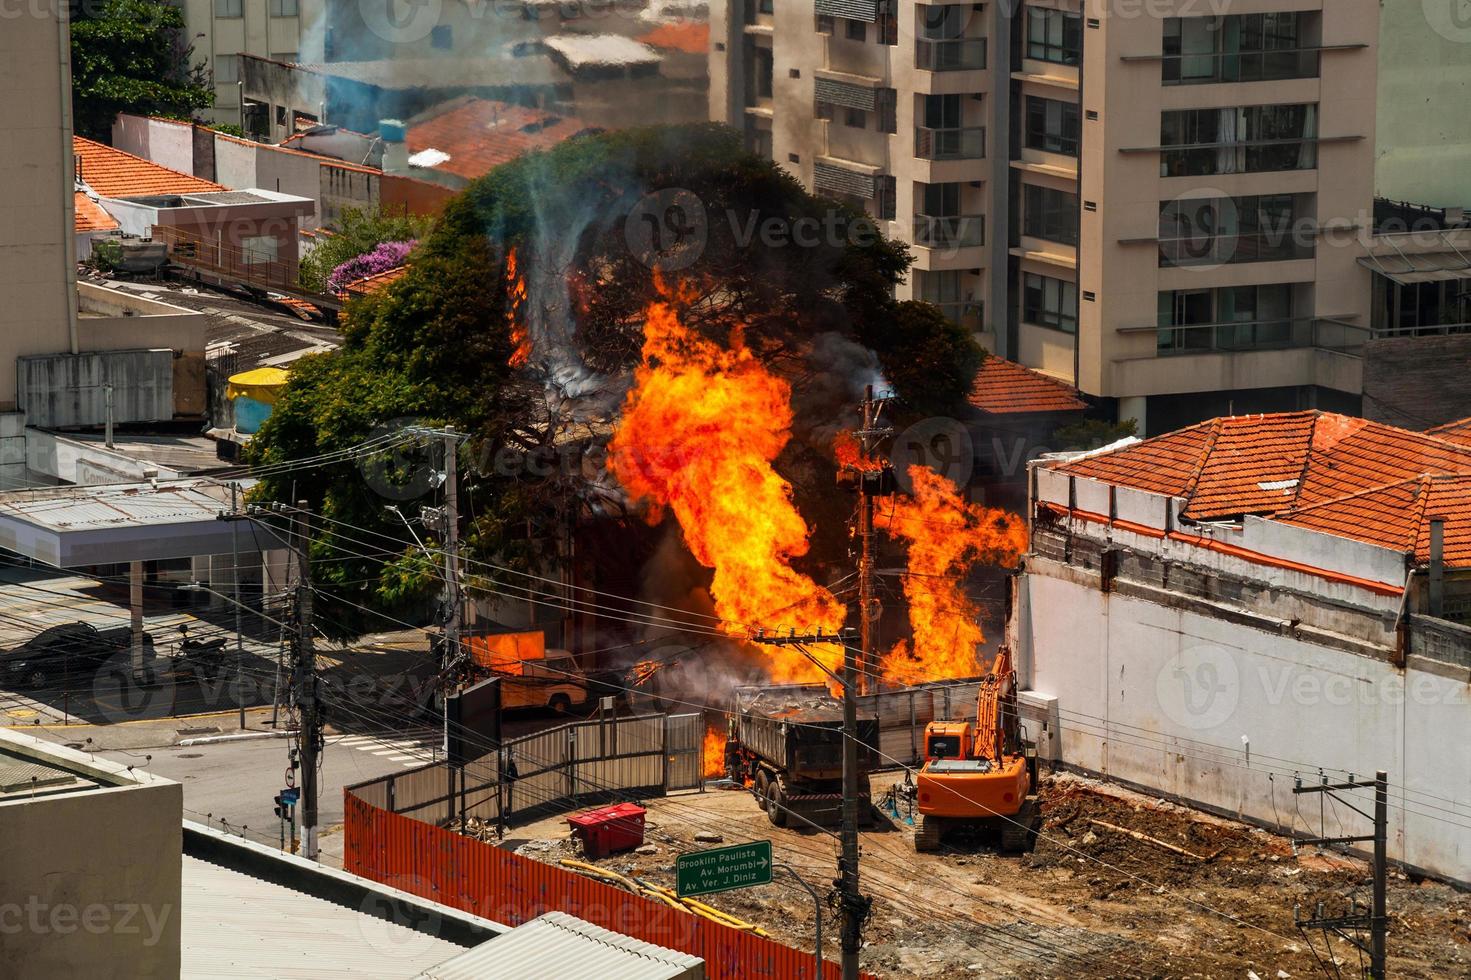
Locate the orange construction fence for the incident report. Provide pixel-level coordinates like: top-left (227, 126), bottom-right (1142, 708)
top-left (344, 791), bottom-right (869, 979)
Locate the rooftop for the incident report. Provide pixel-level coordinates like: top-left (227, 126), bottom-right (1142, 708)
top-left (1427, 416), bottom-right (1471, 448)
top-left (543, 34), bottom-right (662, 69)
top-left (415, 911), bottom-right (704, 980)
top-left (74, 191), bottom-right (119, 233)
top-left (1049, 411), bottom-right (1471, 566)
top-left (341, 264), bottom-right (410, 298)
top-left (968, 356), bottom-right (1088, 415)
top-left (406, 98), bottom-right (598, 182)
top-left (636, 22), bottom-right (710, 54)
top-left (287, 57), bottom-right (568, 91)
top-left (72, 136), bottom-right (224, 199)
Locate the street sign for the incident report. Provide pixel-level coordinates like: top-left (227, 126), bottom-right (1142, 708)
top-left (676, 840), bottom-right (772, 898)
top-left (280, 787), bottom-right (299, 805)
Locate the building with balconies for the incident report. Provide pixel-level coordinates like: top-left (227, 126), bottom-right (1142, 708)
top-left (708, 1), bottom-right (1450, 436)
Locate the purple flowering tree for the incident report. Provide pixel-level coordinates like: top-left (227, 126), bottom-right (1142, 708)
top-left (327, 240), bottom-right (417, 294)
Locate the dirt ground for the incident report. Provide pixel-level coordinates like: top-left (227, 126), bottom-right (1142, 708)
top-left (496, 770), bottom-right (1469, 979)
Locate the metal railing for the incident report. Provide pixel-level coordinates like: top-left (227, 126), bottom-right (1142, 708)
top-left (1144, 317), bottom-right (1368, 356)
top-left (1158, 232), bottom-right (1313, 268)
top-left (913, 213), bottom-right (985, 249)
top-left (915, 37), bottom-right (987, 71)
top-left (915, 125), bottom-right (985, 160)
top-left (1370, 321), bottom-right (1471, 340)
top-left (927, 300), bottom-right (983, 327)
top-left (1162, 47), bottom-right (1321, 85)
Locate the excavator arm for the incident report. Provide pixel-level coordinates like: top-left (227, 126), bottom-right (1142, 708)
top-left (972, 646), bottom-right (1016, 764)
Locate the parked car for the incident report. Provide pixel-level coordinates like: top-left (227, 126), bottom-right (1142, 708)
top-left (0, 622), bottom-right (154, 689)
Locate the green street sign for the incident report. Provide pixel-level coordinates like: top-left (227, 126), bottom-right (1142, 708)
top-left (676, 840), bottom-right (773, 898)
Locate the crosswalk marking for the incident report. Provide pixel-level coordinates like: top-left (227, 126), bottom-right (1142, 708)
top-left (331, 733), bottom-right (437, 769)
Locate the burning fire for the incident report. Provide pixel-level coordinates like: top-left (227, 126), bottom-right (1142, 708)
top-left (504, 247), bottom-right (531, 368)
top-left (703, 723), bottom-right (728, 779)
top-left (608, 280), bottom-right (845, 682)
top-left (628, 659), bottom-right (663, 687)
top-left (833, 430), bottom-right (881, 472)
top-left (877, 466), bottom-right (1027, 685)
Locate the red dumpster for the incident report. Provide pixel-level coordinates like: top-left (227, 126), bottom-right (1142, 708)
top-left (567, 802), bottom-right (647, 858)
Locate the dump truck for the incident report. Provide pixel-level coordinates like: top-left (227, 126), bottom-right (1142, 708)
top-left (913, 646), bottom-right (1038, 853)
top-left (722, 684), bottom-right (881, 828)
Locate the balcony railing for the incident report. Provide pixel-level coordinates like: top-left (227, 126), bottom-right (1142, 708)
top-left (927, 300), bottom-right (983, 326)
top-left (915, 37), bottom-right (987, 71)
top-left (1158, 232), bottom-right (1313, 268)
top-left (1143, 317), bottom-right (1367, 356)
top-left (1162, 47), bottom-right (1322, 85)
top-left (1159, 138), bottom-right (1318, 178)
top-left (915, 125), bottom-right (985, 160)
top-left (913, 214), bottom-right (985, 249)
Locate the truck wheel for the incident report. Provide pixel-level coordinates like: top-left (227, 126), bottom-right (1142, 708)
top-left (754, 769), bottom-right (770, 811)
top-left (766, 779), bottom-right (788, 828)
top-left (548, 694), bottom-right (572, 714)
top-left (25, 668), bottom-right (47, 690)
top-left (915, 815), bottom-right (943, 853)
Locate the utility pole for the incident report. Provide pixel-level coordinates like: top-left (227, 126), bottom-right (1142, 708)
top-left (231, 482), bottom-right (244, 731)
top-left (293, 500), bottom-right (320, 861)
top-left (442, 427), bottom-right (462, 826)
top-left (752, 629), bottom-right (866, 980)
top-left (856, 386), bottom-right (876, 699)
top-left (1291, 770), bottom-right (1389, 978)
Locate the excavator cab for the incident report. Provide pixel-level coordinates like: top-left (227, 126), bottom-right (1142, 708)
top-left (923, 721), bottom-right (972, 760)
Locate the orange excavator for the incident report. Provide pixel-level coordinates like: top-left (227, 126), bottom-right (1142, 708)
top-left (913, 645), bottom-right (1038, 853)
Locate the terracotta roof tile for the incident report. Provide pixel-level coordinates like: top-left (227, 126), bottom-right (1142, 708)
top-left (406, 99), bottom-right (598, 183)
top-left (1054, 411), bottom-right (1471, 527)
top-left (636, 22), bottom-right (709, 54)
top-left (72, 136), bottom-right (224, 199)
top-left (74, 192), bottom-right (119, 233)
top-left (968, 357), bottom-right (1088, 415)
top-left (1426, 417), bottom-right (1471, 448)
top-left (1277, 475), bottom-right (1471, 569)
top-left (339, 264), bottom-right (409, 299)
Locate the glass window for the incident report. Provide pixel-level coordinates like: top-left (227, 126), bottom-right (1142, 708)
top-left (1026, 7), bottom-right (1081, 65)
top-left (1024, 97), bottom-right (1080, 156)
top-left (1158, 194), bottom-right (1309, 267)
top-left (846, 19), bottom-right (867, 42)
top-left (215, 0), bottom-right (242, 17)
top-left (1023, 272), bottom-right (1077, 333)
top-left (1023, 184), bottom-right (1078, 245)
top-left (1160, 104), bottom-right (1316, 176)
top-left (760, 0), bottom-right (773, 12)
top-left (1163, 12), bottom-right (1313, 84)
top-left (844, 106), bottom-right (866, 129)
top-left (876, 88), bottom-right (897, 134)
top-left (241, 236), bottom-right (279, 266)
top-left (876, 175), bottom-right (896, 221)
top-left (816, 14), bottom-right (834, 34)
top-left (270, 0), bottom-right (299, 15)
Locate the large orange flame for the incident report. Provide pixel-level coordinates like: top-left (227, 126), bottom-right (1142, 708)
top-left (877, 466), bottom-right (1027, 685)
top-left (608, 283), bottom-right (845, 682)
top-left (504, 247), bottom-right (531, 368)
top-left (703, 723), bottom-right (728, 779)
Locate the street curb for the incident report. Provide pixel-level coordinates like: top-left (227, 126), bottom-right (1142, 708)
top-left (179, 730), bottom-right (299, 747)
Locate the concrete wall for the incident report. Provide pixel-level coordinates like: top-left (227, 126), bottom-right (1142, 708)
top-left (1363, 331), bottom-right (1471, 431)
top-left (1376, 1), bottom-right (1471, 209)
top-left (1017, 562), bottom-right (1469, 883)
top-left (78, 283), bottom-right (207, 354)
top-left (0, 732), bottom-right (182, 979)
top-left (17, 350), bottom-right (176, 429)
top-left (0, 4), bottom-right (77, 412)
top-left (111, 115), bottom-right (196, 174)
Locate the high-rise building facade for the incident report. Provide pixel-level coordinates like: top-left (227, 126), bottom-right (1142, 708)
top-left (709, 1), bottom-right (1385, 434)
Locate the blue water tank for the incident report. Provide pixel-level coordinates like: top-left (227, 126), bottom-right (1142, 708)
top-left (235, 396), bottom-right (273, 435)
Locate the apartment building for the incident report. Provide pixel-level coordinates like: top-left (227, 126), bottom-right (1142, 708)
top-left (179, 0), bottom-right (316, 126)
top-left (709, 1), bottom-right (1385, 434)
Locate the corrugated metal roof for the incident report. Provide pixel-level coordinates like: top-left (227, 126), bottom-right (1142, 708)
top-left (415, 911), bottom-right (704, 980)
top-left (0, 479), bottom-right (235, 532)
top-left (181, 855), bottom-right (469, 979)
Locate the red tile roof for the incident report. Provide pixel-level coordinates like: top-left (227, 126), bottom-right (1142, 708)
top-left (1057, 411), bottom-right (1471, 522)
top-left (74, 192), bottom-right (119, 233)
top-left (1276, 475), bottom-right (1471, 569)
top-left (339, 265), bottom-right (409, 299)
top-left (406, 99), bottom-right (597, 183)
top-left (1426, 416), bottom-right (1471, 448)
top-left (967, 357), bottom-right (1088, 415)
top-left (637, 22), bottom-right (709, 54)
top-left (72, 136), bottom-right (224, 199)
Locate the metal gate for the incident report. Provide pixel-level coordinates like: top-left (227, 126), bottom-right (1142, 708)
top-left (664, 712), bottom-right (704, 791)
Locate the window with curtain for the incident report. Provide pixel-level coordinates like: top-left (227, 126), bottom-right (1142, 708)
top-left (1023, 273), bottom-right (1078, 333)
top-left (1163, 12), bottom-right (1314, 84)
top-left (1025, 97), bottom-right (1080, 156)
top-left (1160, 103), bottom-right (1316, 176)
top-left (1026, 7), bottom-right (1081, 65)
top-left (1023, 184), bottom-right (1079, 245)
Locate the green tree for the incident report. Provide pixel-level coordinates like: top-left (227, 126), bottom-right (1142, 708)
top-left (1051, 417), bottom-right (1138, 451)
top-left (864, 300), bottom-right (985, 417)
top-left (297, 206), bottom-right (437, 292)
top-left (250, 124), bottom-right (918, 634)
top-left (70, 0), bottom-right (213, 141)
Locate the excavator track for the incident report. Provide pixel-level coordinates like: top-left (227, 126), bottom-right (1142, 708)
top-left (915, 815), bottom-right (944, 853)
top-left (1000, 800), bottom-right (1036, 854)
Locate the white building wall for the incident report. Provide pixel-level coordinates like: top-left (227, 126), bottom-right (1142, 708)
top-left (1019, 564), bottom-right (1469, 882)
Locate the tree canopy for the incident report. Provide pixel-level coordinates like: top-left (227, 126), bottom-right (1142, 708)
top-left (298, 206), bottom-right (436, 292)
top-left (249, 124), bottom-right (983, 635)
top-left (70, 0), bottom-right (213, 140)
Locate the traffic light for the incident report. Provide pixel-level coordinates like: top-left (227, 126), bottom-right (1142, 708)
top-left (273, 793), bottom-right (289, 820)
